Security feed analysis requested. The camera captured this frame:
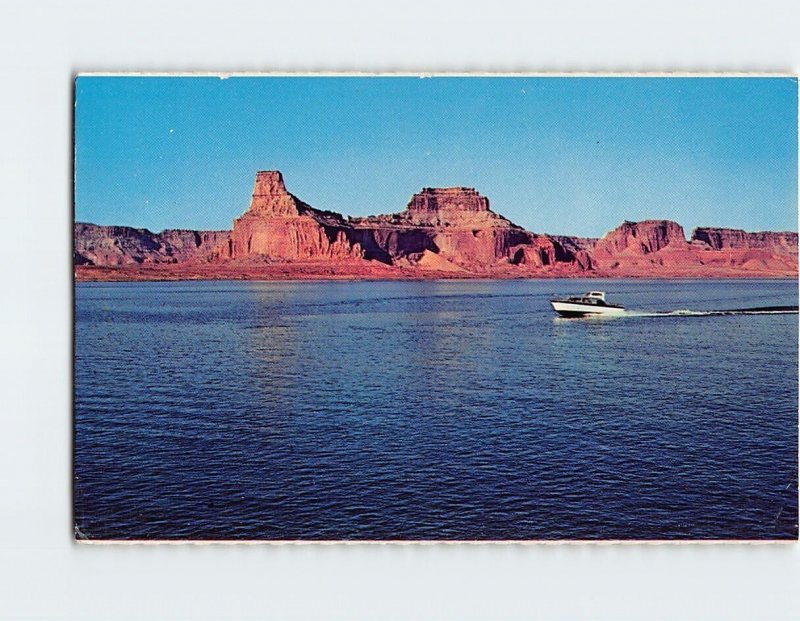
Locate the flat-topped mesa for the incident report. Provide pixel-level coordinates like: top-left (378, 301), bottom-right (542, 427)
top-left (247, 170), bottom-right (306, 216)
top-left (594, 219), bottom-right (687, 256)
top-left (409, 187), bottom-right (490, 213)
top-left (402, 187), bottom-right (510, 228)
top-left (692, 227), bottom-right (799, 251)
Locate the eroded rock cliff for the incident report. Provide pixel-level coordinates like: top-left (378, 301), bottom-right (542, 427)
top-left (74, 223), bottom-right (228, 266)
top-left (75, 170), bottom-right (798, 279)
top-left (587, 220), bottom-right (798, 276)
top-left (220, 175), bottom-right (587, 273)
top-left (347, 187), bottom-right (587, 271)
top-left (221, 171), bottom-right (364, 261)
top-left (594, 220), bottom-right (688, 256)
top-left (692, 227), bottom-right (799, 251)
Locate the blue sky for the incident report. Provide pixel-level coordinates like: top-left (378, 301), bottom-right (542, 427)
top-left (74, 76), bottom-right (797, 237)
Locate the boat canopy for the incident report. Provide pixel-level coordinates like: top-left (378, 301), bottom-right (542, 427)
top-left (585, 291), bottom-right (606, 301)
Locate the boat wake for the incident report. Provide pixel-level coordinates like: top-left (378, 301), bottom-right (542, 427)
top-left (623, 305), bottom-right (799, 318)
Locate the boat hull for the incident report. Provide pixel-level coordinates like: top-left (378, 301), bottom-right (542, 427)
top-left (550, 300), bottom-right (625, 317)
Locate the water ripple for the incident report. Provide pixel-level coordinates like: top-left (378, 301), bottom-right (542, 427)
top-left (74, 279), bottom-right (799, 540)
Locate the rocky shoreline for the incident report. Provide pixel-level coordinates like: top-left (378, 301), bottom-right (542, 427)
top-left (75, 170), bottom-right (798, 281)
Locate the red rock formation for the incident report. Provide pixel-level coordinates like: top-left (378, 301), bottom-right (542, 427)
top-left (692, 227), bottom-right (798, 251)
top-left (224, 171), bottom-right (364, 261)
top-left (74, 223), bottom-right (228, 266)
top-left (350, 187), bottom-right (588, 272)
top-left (587, 220), bottom-right (693, 273)
top-left (594, 220), bottom-right (688, 256)
top-left (405, 187), bottom-right (491, 225)
top-left (508, 236), bottom-right (559, 267)
top-left (549, 236), bottom-right (597, 270)
top-left (74, 170), bottom-right (798, 280)
top-left (247, 170), bottom-right (304, 216)
top-left (682, 228), bottom-right (799, 276)
top-left (216, 177), bottom-right (588, 272)
top-left (584, 221), bottom-right (797, 277)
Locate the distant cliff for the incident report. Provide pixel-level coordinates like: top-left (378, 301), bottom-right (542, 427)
top-left (74, 223), bottom-right (229, 266)
top-left (74, 170), bottom-right (798, 280)
top-left (583, 220), bottom-right (798, 276)
top-left (692, 227), bottom-right (798, 251)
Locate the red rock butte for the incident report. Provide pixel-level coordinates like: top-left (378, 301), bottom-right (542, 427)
top-left (74, 169), bottom-right (799, 281)
top-left (220, 170), bottom-right (361, 261)
top-left (248, 170), bottom-right (304, 216)
top-left (409, 187), bottom-right (490, 213)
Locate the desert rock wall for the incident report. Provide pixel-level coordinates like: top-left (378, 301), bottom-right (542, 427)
top-left (75, 170), bottom-right (798, 278)
top-left (74, 223), bottom-right (228, 266)
top-left (692, 227), bottom-right (799, 252)
top-left (594, 220), bottom-right (688, 256)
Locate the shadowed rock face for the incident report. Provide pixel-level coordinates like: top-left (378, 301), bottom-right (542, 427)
top-left (594, 220), bottom-right (688, 256)
top-left (73, 223), bottom-right (228, 266)
top-left (352, 187), bottom-right (521, 262)
top-left (350, 187), bottom-right (589, 270)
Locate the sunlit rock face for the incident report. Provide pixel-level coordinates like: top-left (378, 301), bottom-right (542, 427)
top-left (594, 220), bottom-right (688, 256)
top-left (692, 227), bottom-right (798, 252)
top-left (348, 186), bottom-right (587, 271)
top-left (223, 175), bottom-right (587, 271)
top-left (74, 170), bottom-right (798, 279)
top-left (224, 170), bottom-right (364, 261)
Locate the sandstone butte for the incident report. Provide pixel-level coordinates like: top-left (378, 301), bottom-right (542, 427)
top-left (75, 170), bottom-right (798, 281)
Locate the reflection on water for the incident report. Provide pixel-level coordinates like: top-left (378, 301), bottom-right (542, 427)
top-left (75, 279), bottom-right (798, 540)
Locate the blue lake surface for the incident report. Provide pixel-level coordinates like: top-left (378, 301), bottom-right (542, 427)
top-left (74, 279), bottom-right (798, 540)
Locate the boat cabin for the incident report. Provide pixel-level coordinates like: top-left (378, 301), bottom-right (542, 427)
top-left (567, 291), bottom-right (608, 305)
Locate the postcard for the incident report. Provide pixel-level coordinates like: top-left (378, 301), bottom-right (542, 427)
top-left (73, 75), bottom-right (798, 541)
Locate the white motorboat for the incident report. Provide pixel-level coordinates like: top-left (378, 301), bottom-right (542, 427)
top-left (550, 291), bottom-right (625, 317)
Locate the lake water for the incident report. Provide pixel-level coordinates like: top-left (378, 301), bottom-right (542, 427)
top-left (74, 279), bottom-right (799, 540)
